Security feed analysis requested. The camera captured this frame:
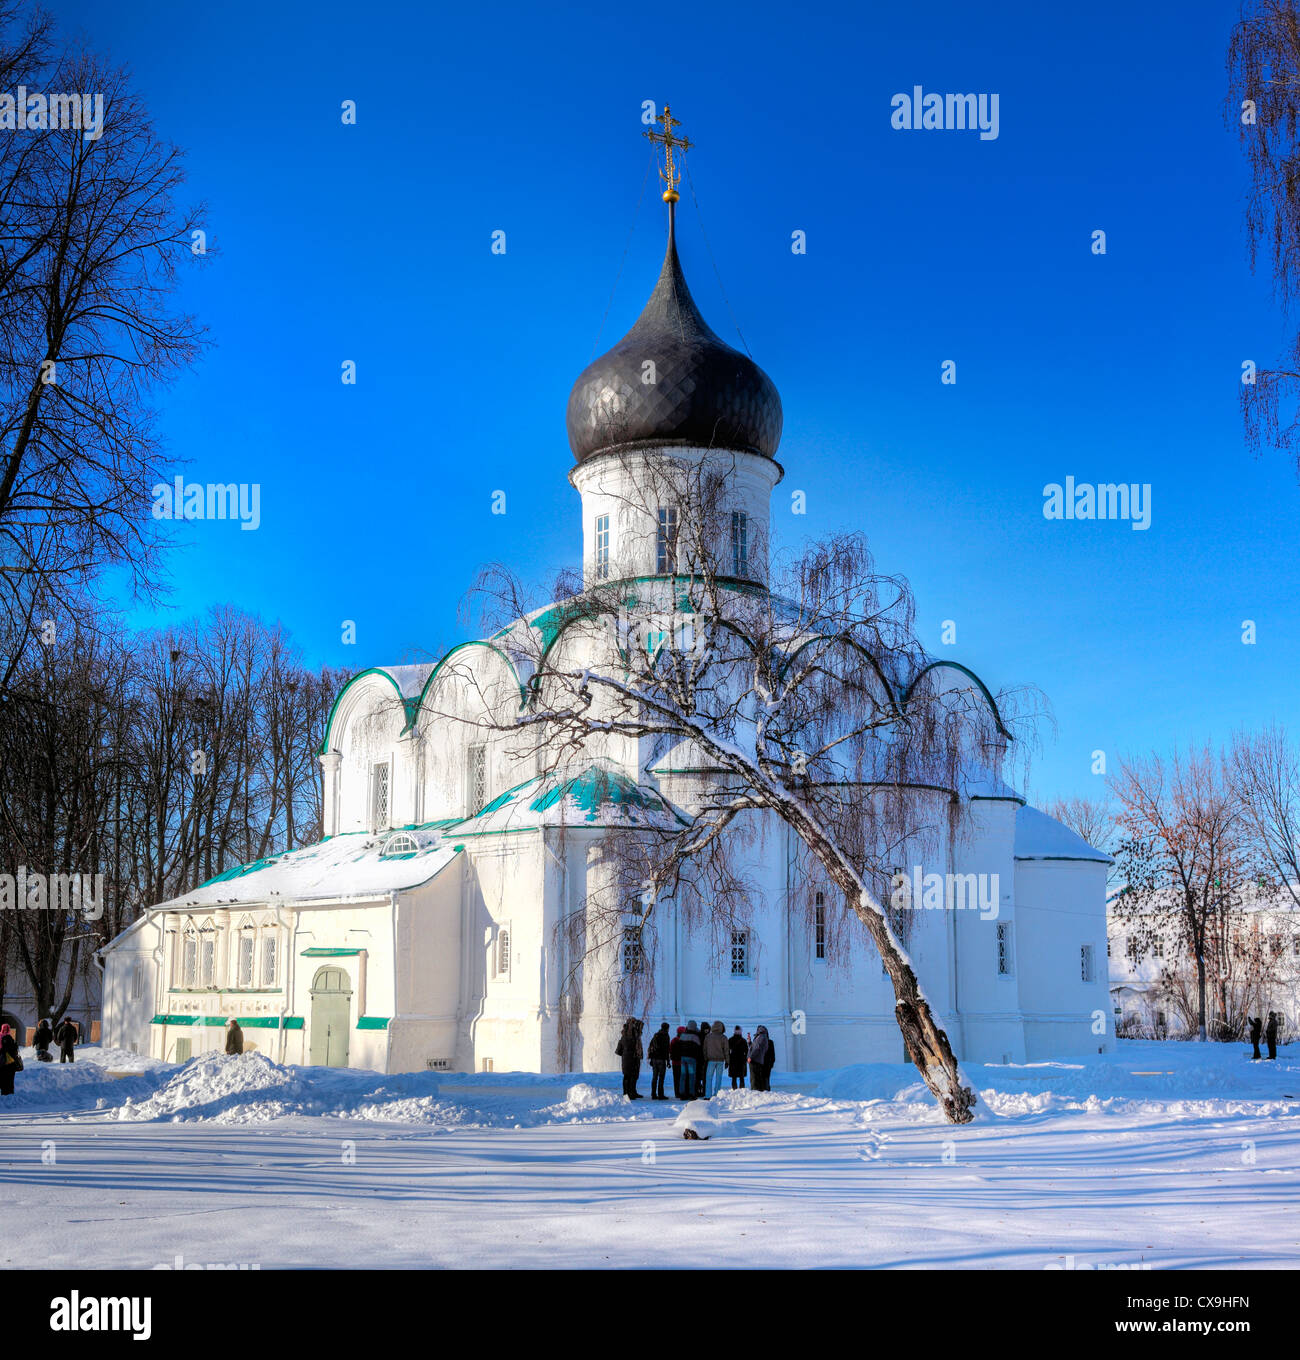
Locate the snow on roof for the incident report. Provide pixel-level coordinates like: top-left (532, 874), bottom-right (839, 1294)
top-left (157, 834), bottom-right (461, 912)
top-left (451, 760), bottom-right (689, 837)
top-left (378, 663), bottom-right (436, 699)
top-left (964, 769), bottom-right (1025, 803)
top-left (1014, 804), bottom-right (1111, 863)
top-left (144, 760), bottom-right (683, 921)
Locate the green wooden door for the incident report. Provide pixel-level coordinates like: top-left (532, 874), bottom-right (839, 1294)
top-left (309, 966), bottom-right (352, 1068)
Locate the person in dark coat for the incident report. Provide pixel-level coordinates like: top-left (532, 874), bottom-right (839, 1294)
top-left (615, 1018), bottom-right (644, 1098)
top-left (692, 1021), bottom-right (708, 1097)
top-left (1266, 1011), bottom-right (1279, 1061)
top-left (0, 1024), bottom-right (19, 1095)
top-left (668, 1026), bottom-right (686, 1098)
top-left (728, 1025), bottom-right (748, 1088)
top-left (33, 1018), bottom-right (54, 1062)
top-left (1249, 1016), bottom-right (1263, 1061)
top-left (678, 1021), bottom-right (702, 1100)
top-left (55, 1017), bottom-right (78, 1063)
top-left (225, 1018), bottom-right (244, 1055)
top-left (748, 1025), bottom-right (776, 1092)
top-left (647, 1022), bottom-right (671, 1099)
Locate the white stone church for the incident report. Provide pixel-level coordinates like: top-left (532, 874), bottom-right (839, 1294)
top-left (101, 139), bottom-right (1112, 1077)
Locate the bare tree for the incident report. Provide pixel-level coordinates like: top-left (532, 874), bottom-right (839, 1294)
top-left (0, 599), bottom-right (346, 1019)
top-left (1228, 0), bottom-right (1300, 476)
top-left (1110, 747), bottom-right (1250, 1040)
top-left (0, 4), bottom-right (207, 690)
top-left (1230, 722), bottom-right (1300, 908)
top-left (436, 454), bottom-right (1041, 1123)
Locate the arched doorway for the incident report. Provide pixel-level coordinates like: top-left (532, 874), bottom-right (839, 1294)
top-left (309, 966), bottom-right (352, 1068)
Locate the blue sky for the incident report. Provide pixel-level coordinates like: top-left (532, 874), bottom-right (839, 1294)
top-left (56, 0), bottom-right (1297, 806)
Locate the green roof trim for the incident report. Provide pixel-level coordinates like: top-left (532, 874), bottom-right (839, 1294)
top-left (300, 947), bottom-right (364, 957)
top-left (195, 856), bottom-right (282, 888)
top-left (357, 1016), bottom-right (390, 1029)
top-left (200, 1015), bottom-right (302, 1029)
top-left (150, 1013), bottom-right (195, 1026)
top-left (319, 666), bottom-right (416, 754)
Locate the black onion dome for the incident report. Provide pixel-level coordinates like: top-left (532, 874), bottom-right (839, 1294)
top-left (566, 215), bottom-right (783, 463)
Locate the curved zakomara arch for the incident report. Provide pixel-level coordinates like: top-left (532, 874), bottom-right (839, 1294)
top-left (776, 633), bottom-right (903, 720)
top-left (898, 660), bottom-right (1011, 739)
top-left (319, 666), bottom-right (411, 754)
top-left (320, 647), bottom-right (528, 753)
top-left (409, 641), bottom-right (528, 731)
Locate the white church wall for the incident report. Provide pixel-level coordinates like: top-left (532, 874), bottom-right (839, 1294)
top-left (951, 797), bottom-right (1026, 1064)
top-left (571, 446), bottom-right (781, 585)
top-left (1015, 858), bottom-right (1113, 1058)
top-left (101, 916), bottom-right (162, 1055)
top-left (389, 867), bottom-right (465, 1073)
top-left (458, 834), bottom-right (547, 1073)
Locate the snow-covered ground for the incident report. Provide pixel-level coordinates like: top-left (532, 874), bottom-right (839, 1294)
top-left (2, 1040), bottom-right (1297, 1269)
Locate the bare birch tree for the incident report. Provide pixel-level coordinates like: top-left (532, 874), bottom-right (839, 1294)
top-left (1228, 0), bottom-right (1300, 476)
top-left (435, 454), bottom-right (1041, 1123)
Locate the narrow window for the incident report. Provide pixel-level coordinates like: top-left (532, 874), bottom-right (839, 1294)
top-left (814, 891), bottom-right (826, 961)
top-left (730, 930), bottom-right (749, 977)
top-left (496, 925), bottom-right (511, 981)
top-left (1080, 943), bottom-right (1095, 984)
top-left (622, 928), bottom-right (644, 975)
top-left (996, 922), bottom-right (1014, 977)
top-left (131, 960), bottom-right (145, 1002)
top-left (200, 932), bottom-right (216, 988)
top-left (1125, 936), bottom-right (1140, 964)
top-left (731, 510), bottom-right (748, 577)
top-left (594, 513), bottom-right (610, 580)
top-left (467, 743), bottom-right (487, 816)
top-left (656, 506), bottom-right (678, 573)
top-left (371, 760), bottom-right (390, 832)
top-left (261, 935), bottom-right (278, 987)
top-left (181, 932), bottom-right (197, 988)
top-left (238, 933), bottom-right (255, 988)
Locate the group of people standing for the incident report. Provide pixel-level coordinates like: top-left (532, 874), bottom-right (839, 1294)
top-left (1249, 1012), bottom-right (1282, 1061)
top-left (616, 1018), bottom-right (776, 1100)
top-left (0, 1016), bottom-right (80, 1096)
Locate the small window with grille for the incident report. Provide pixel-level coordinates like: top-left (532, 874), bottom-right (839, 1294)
top-left (622, 928), bottom-right (645, 975)
top-left (731, 510), bottom-right (748, 577)
top-left (656, 506), bottom-right (678, 573)
top-left (467, 744), bottom-right (487, 816)
top-left (996, 922), bottom-right (1014, 977)
top-left (730, 930), bottom-right (750, 977)
top-left (371, 761), bottom-right (390, 832)
top-left (495, 924), bottom-right (511, 981)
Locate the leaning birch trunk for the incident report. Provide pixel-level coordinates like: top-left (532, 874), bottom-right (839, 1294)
top-left (788, 803), bottom-right (977, 1124)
